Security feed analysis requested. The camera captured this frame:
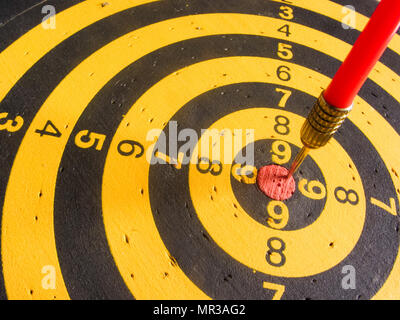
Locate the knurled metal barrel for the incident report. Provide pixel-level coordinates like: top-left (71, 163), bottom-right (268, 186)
top-left (300, 93), bottom-right (353, 149)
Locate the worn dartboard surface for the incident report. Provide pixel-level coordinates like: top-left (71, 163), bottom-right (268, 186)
top-left (0, 0), bottom-right (400, 300)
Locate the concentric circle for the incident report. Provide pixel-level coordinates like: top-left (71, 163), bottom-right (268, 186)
top-left (0, 0), bottom-right (399, 300)
top-left (232, 140), bottom-right (326, 230)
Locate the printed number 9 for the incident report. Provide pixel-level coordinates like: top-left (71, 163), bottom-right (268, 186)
top-left (267, 201), bottom-right (289, 229)
top-left (271, 140), bottom-right (291, 165)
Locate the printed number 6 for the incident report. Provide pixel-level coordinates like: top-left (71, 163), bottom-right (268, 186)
top-left (298, 179), bottom-right (327, 200)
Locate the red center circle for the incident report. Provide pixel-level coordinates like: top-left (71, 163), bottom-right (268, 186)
top-left (256, 165), bottom-right (296, 201)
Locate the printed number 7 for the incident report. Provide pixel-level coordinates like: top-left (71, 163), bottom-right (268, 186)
top-left (263, 281), bottom-right (285, 300)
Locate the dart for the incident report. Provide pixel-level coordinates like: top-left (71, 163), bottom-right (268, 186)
top-left (287, 0), bottom-right (400, 178)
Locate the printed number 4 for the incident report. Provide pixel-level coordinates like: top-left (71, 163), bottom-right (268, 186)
top-left (35, 120), bottom-right (61, 137)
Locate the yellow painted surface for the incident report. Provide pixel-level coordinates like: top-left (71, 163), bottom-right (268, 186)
top-left (0, 0), bottom-right (399, 299)
top-left (102, 56), bottom-right (400, 297)
top-left (190, 107), bottom-right (364, 278)
top-left (0, 0), bottom-right (160, 102)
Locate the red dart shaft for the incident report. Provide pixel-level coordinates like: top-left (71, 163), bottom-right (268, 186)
top-left (287, 0), bottom-right (400, 177)
top-left (324, 0), bottom-right (400, 109)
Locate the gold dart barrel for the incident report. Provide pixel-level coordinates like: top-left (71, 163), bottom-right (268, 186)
top-left (300, 93), bottom-right (353, 149)
top-left (287, 92), bottom-right (353, 177)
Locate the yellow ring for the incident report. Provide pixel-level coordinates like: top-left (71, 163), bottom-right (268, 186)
top-left (102, 56), bottom-right (400, 298)
top-left (188, 108), bottom-right (365, 278)
top-left (0, 0), bottom-right (160, 103)
top-left (2, 13), bottom-right (399, 298)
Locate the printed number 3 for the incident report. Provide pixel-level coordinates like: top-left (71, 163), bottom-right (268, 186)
top-left (0, 113), bottom-right (24, 132)
top-left (279, 6), bottom-right (294, 20)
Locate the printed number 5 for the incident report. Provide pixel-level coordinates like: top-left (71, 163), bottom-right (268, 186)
top-left (0, 113), bottom-right (24, 132)
top-left (75, 130), bottom-right (106, 151)
top-left (277, 43), bottom-right (293, 60)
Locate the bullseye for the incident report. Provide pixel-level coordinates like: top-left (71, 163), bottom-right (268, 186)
top-left (256, 165), bottom-right (295, 201)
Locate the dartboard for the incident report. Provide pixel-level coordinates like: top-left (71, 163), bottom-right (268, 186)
top-left (0, 0), bottom-right (399, 300)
